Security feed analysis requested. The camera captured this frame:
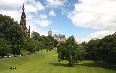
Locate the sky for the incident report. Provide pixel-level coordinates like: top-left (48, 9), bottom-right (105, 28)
top-left (0, 0), bottom-right (116, 43)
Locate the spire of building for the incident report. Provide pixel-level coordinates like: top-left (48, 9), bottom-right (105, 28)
top-left (20, 4), bottom-right (30, 37)
top-left (22, 3), bottom-right (25, 12)
top-left (48, 29), bottom-right (52, 36)
top-left (20, 3), bottom-right (26, 32)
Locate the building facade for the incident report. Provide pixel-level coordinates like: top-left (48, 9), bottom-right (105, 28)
top-left (20, 4), bottom-right (30, 37)
top-left (48, 29), bottom-right (66, 43)
top-left (53, 34), bottom-right (66, 43)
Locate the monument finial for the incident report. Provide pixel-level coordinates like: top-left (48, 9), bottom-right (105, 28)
top-left (22, 3), bottom-right (25, 12)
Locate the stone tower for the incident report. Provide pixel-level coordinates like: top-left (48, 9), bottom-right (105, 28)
top-left (48, 29), bottom-right (52, 36)
top-left (20, 4), bottom-right (30, 37)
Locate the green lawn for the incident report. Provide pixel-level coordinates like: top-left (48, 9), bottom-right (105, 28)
top-left (0, 50), bottom-right (116, 73)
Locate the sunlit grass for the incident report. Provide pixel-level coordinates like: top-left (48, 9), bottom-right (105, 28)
top-left (0, 50), bottom-right (116, 73)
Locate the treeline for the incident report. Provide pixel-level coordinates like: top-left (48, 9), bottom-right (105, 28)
top-left (82, 34), bottom-right (116, 65)
top-left (0, 14), bottom-right (58, 57)
top-left (57, 33), bottom-right (116, 66)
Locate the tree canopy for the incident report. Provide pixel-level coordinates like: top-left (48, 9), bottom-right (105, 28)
top-left (57, 36), bottom-right (84, 66)
top-left (0, 14), bottom-right (58, 57)
top-left (84, 34), bottom-right (116, 65)
top-left (0, 14), bottom-right (26, 55)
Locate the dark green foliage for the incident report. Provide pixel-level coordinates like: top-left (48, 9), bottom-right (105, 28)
top-left (0, 14), bottom-right (26, 55)
top-left (24, 38), bottom-right (36, 53)
top-left (84, 34), bottom-right (116, 65)
top-left (31, 31), bottom-right (40, 40)
top-left (85, 39), bottom-right (101, 60)
top-left (100, 34), bottom-right (116, 64)
top-left (0, 14), bottom-right (60, 56)
top-left (0, 38), bottom-right (11, 56)
top-left (37, 35), bottom-right (57, 51)
top-left (57, 36), bottom-right (84, 66)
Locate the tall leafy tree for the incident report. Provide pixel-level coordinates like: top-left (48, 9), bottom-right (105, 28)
top-left (100, 34), bottom-right (116, 64)
top-left (58, 36), bottom-right (83, 66)
top-left (85, 39), bottom-right (101, 60)
top-left (0, 14), bottom-right (26, 55)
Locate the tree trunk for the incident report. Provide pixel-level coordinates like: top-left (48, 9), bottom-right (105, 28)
top-left (69, 61), bottom-right (73, 66)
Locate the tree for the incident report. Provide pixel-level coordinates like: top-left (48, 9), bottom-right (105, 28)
top-left (31, 31), bottom-right (40, 40)
top-left (84, 34), bottom-right (116, 65)
top-left (84, 39), bottom-right (101, 60)
top-left (0, 38), bottom-right (11, 56)
top-left (46, 36), bottom-right (54, 51)
top-left (100, 34), bottom-right (116, 64)
top-left (37, 35), bottom-right (55, 51)
top-left (57, 36), bottom-right (83, 66)
top-left (10, 24), bottom-right (26, 55)
top-left (0, 14), bottom-right (26, 55)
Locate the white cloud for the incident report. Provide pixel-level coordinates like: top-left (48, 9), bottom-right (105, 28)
top-left (76, 30), bottom-right (115, 44)
top-left (68, 0), bottom-right (116, 43)
top-left (46, 0), bottom-right (66, 8)
top-left (68, 0), bottom-right (116, 31)
top-left (35, 20), bottom-right (52, 27)
top-left (24, 13), bottom-right (52, 35)
top-left (27, 22), bottom-right (48, 36)
top-left (36, 1), bottom-right (45, 11)
top-left (52, 30), bottom-right (58, 33)
top-left (0, 0), bottom-right (44, 13)
top-left (49, 10), bottom-right (56, 16)
top-left (39, 14), bottom-right (47, 19)
top-left (25, 5), bottom-right (37, 13)
top-left (26, 13), bottom-right (34, 21)
top-left (25, 1), bottom-right (44, 13)
top-left (0, 10), bottom-right (21, 23)
top-left (0, 0), bottom-right (26, 10)
top-left (26, 13), bottom-right (51, 27)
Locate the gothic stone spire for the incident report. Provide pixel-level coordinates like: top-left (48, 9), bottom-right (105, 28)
top-left (20, 3), bottom-right (26, 32)
top-left (22, 3), bottom-right (25, 12)
top-left (20, 4), bottom-right (30, 37)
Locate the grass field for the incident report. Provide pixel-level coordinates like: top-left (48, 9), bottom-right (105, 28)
top-left (0, 50), bottom-right (116, 73)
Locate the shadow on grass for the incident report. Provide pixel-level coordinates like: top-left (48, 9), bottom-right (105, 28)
top-left (75, 61), bottom-right (116, 71)
top-left (50, 63), bottom-right (75, 67)
top-left (50, 61), bottom-right (116, 71)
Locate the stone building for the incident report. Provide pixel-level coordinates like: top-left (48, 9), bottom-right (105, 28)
top-left (20, 4), bottom-right (30, 37)
top-left (53, 34), bottom-right (66, 43)
top-left (48, 29), bottom-right (66, 43)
